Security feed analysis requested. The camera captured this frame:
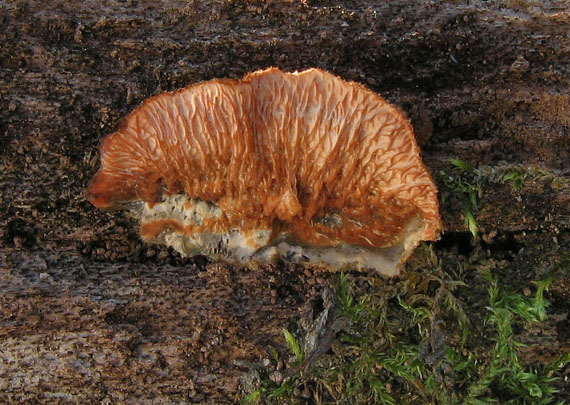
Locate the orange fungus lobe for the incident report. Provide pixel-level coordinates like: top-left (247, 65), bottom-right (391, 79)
top-left (87, 68), bottom-right (443, 276)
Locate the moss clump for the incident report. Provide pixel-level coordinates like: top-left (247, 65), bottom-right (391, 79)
top-left (242, 247), bottom-right (569, 404)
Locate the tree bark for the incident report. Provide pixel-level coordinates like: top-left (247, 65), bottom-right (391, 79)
top-left (1, 0), bottom-right (568, 403)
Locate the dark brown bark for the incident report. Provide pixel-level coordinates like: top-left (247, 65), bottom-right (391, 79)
top-left (1, 1), bottom-right (568, 403)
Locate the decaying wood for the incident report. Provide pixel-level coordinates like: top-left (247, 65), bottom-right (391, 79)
top-left (1, 1), bottom-right (568, 402)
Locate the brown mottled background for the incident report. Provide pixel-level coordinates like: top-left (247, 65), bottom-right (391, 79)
top-left (0, 1), bottom-right (568, 403)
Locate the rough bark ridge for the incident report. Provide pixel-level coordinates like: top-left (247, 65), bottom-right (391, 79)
top-left (0, 0), bottom-right (568, 403)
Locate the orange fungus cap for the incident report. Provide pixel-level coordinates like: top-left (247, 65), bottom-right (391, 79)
top-left (87, 68), bottom-right (443, 275)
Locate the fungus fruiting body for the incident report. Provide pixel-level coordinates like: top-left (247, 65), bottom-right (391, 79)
top-left (88, 68), bottom-right (442, 276)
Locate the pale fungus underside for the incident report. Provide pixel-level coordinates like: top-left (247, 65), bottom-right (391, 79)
top-left (87, 68), bottom-right (442, 276)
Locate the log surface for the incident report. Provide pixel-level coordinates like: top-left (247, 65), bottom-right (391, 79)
top-left (1, 0), bottom-right (568, 402)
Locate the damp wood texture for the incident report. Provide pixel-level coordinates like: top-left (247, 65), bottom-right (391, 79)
top-left (88, 68), bottom-right (442, 276)
top-left (3, 2), bottom-right (570, 403)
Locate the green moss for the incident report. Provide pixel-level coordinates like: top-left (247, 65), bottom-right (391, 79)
top-left (438, 158), bottom-right (568, 238)
top-left (439, 158), bottom-right (482, 238)
top-left (241, 250), bottom-right (569, 404)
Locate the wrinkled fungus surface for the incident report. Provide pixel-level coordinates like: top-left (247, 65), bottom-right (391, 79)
top-left (87, 68), bottom-right (442, 276)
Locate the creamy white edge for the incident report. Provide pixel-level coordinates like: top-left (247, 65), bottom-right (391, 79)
top-left (135, 194), bottom-right (425, 277)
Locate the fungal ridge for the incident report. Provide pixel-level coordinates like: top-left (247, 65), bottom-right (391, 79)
top-left (88, 68), bottom-right (442, 275)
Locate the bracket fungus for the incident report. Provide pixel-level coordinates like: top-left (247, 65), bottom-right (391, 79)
top-left (87, 68), bottom-right (442, 276)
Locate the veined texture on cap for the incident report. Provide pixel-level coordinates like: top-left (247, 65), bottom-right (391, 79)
top-left (87, 68), bottom-right (442, 276)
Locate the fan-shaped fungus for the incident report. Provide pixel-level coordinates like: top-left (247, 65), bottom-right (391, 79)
top-left (87, 68), bottom-right (442, 276)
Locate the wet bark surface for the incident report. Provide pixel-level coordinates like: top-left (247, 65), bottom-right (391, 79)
top-left (1, 0), bottom-right (569, 403)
